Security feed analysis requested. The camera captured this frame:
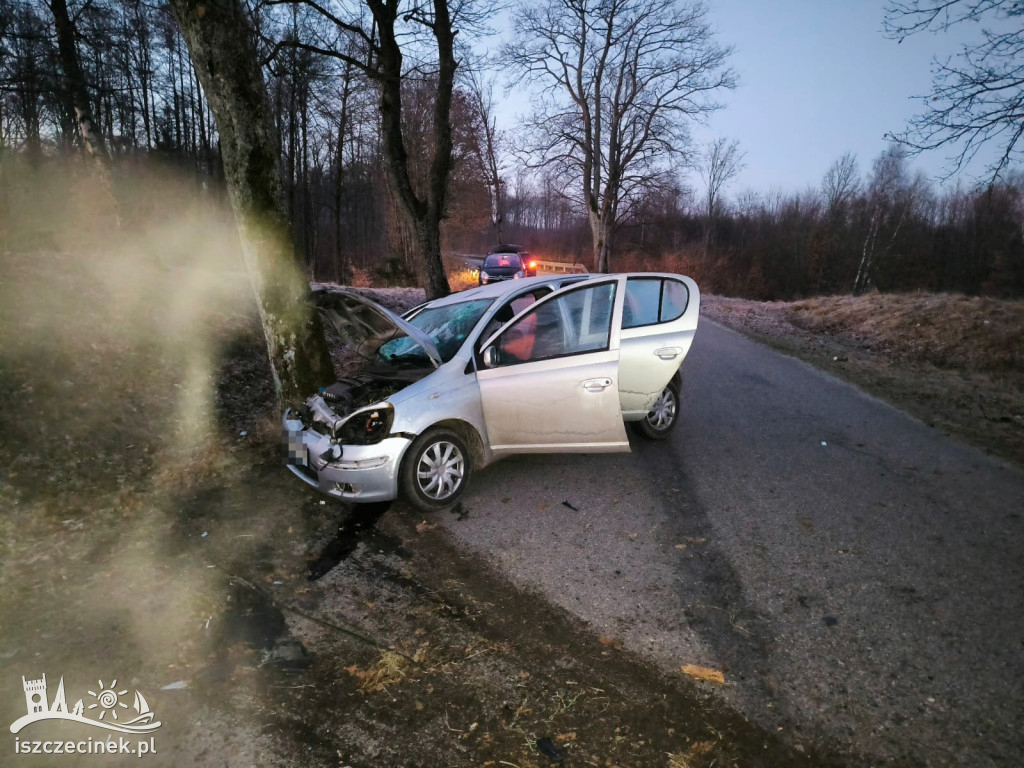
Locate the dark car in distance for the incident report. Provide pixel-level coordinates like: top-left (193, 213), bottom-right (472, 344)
top-left (479, 244), bottom-right (537, 285)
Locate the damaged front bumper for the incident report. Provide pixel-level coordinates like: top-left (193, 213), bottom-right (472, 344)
top-left (283, 409), bottom-right (410, 503)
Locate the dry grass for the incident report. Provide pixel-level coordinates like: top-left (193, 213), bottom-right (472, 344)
top-left (702, 292), bottom-right (1024, 466)
top-left (346, 650), bottom-right (412, 693)
top-left (448, 266), bottom-right (481, 292)
top-left (788, 293), bottom-right (1024, 372)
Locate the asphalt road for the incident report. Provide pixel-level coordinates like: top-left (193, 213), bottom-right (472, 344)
top-left (440, 319), bottom-right (1024, 767)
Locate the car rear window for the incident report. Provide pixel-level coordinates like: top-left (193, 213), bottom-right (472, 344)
top-left (623, 278), bottom-right (689, 328)
top-left (484, 253), bottom-right (522, 269)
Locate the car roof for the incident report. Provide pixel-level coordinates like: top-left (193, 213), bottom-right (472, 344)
top-left (487, 244), bottom-right (525, 254)
top-left (424, 275), bottom-right (590, 307)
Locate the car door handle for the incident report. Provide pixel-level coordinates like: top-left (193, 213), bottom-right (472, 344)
top-left (582, 377), bottom-right (612, 392)
top-left (654, 347), bottom-right (682, 360)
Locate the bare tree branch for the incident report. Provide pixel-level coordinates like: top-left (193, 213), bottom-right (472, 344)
top-left (884, 0), bottom-right (1024, 181)
top-left (503, 0), bottom-right (735, 271)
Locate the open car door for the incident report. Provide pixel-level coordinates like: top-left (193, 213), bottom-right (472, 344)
top-left (475, 278), bottom-right (629, 454)
top-left (617, 275), bottom-right (700, 417)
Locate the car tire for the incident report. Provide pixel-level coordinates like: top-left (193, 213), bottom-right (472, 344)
top-left (631, 378), bottom-right (681, 440)
top-left (400, 428), bottom-right (472, 512)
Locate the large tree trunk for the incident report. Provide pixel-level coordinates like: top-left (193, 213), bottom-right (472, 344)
top-left (369, 0), bottom-right (452, 300)
top-left (590, 211), bottom-right (612, 273)
top-left (49, 0), bottom-right (108, 163)
top-left (49, 0), bottom-right (119, 226)
top-left (169, 0), bottom-right (334, 406)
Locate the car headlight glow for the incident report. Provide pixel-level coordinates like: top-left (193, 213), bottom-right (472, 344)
top-left (480, 270), bottom-right (490, 283)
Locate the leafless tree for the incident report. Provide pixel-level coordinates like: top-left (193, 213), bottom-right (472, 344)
top-left (698, 137), bottom-right (744, 253)
top-left (854, 145), bottom-right (928, 294)
top-left (169, 0), bottom-right (334, 405)
top-left (700, 137), bottom-right (744, 218)
top-left (263, 0), bottom-right (486, 299)
top-left (884, 0), bottom-right (1024, 180)
top-left (465, 67), bottom-right (506, 244)
top-left (504, 0), bottom-right (735, 272)
top-left (48, 0), bottom-right (108, 163)
top-left (821, 151), bottom-right (860, 212)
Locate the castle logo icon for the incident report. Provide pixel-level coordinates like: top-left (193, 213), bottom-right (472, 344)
top-left (10, 674), bottom-right (162, 735)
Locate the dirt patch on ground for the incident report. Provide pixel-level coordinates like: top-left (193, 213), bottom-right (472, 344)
top-left (0, 250), bottom-right (845, 767)
top-left (701, 293), bottom-right (1024, 468)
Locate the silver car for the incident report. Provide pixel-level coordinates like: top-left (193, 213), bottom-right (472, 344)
top-left (283, 273), bottom-right (700, 512)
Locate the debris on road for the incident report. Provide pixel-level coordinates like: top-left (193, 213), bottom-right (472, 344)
top-left (680, 665), bottom-right (726, 685)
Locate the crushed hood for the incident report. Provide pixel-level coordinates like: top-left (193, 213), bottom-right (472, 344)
top-left (312, 287), bottom-right (441, 368)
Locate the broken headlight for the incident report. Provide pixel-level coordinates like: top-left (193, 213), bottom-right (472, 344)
top-left (335, 404), bottom-right (394, 445)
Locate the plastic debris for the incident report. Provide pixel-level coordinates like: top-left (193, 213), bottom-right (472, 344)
top-left (201, 531), bottom-right (209, 538)
top-left (536, 736), bottom-right (567, 763)
top-left (161, 680), bottom-right (189, 690)
top-left (821, 441), bottom-right (828, 446)
top-left (562, 501), bottom-right (579, 511)
top-left (239, 430), bottom-right (248, 437)
top-left (680, 665), bottom-right (725, 684)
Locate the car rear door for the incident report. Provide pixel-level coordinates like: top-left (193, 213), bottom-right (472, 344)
top-left (617, 275), bottom-right (700, 417)
top-left (475, 278), bottom-right (629, 454)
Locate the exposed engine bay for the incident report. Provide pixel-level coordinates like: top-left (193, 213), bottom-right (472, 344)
top-left (320, 376), bottom-right (406, 415)
top-left (297, 367), bottom-right (430, 444)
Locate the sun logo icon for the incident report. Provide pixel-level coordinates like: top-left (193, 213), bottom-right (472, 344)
top-left (87, 680), bottom-right (129, 721)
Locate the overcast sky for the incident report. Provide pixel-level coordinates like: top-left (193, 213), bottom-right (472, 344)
top-left (494, 0), bottom-right (1000, 198)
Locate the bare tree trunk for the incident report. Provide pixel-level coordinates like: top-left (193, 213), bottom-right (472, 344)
top-left (370, 0), bottom-right (453, 299)
top-left (854, 208), bottom-right (880, 295)
top-left (590, 212), bottom-right (612, 273)
top-left (333, 65), bottom-right (353, 283)
top-left (169, 0), bottom-right (334, 405)
top-left (49, 0), bottom-right (119, 223)
top-left (49, 0), bottom-right (107, 163)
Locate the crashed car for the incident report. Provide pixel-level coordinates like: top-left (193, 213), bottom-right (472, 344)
top-left (283, 273), bottom-right (700, 512)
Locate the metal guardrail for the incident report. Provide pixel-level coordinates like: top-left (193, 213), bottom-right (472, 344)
top-left (533, 259), bottom-right (589, 274)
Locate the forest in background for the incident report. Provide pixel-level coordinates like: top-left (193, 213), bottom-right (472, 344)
top-left (2, 0), bottom-right (1023, 301)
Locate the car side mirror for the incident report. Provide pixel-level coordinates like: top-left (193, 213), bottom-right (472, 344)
top-left (482, 346), bottom-right (500, 368)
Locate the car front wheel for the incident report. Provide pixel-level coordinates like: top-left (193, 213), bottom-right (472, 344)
top-left (631, 380), bottom-right (680, 440)
top-left (400, 428), bottom-right (472, 512)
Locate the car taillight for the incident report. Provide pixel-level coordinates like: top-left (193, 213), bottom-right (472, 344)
top-left (529, 260), bottom-right (537, 269)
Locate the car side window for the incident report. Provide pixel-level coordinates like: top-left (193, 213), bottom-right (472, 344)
top-left (659, 279), bottom-right (687, 322)
top-left (623, 277), bottom-right (689, 328)
top-left (480, 288), bottom-right (551, 343)
top-left (623, 279), bottom-right (661, 328)
top-left (490, 282), bottom-right (616, 365)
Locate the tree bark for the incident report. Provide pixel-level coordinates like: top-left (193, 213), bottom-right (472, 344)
top-left (169, 0), bottom-right (334, 405)
top-left (590, 211), bottom-right (611, 274)
top-left (368, 0), bottom-right (452, 299)
top-left (49, 0), bottom-right (108, 162)
top-left (49, 0), bottom-right (119, 225)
